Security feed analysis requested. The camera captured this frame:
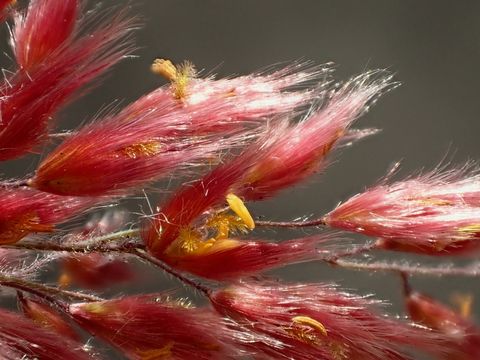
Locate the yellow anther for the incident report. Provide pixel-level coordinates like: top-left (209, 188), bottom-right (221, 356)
top-left (151, 59), bottom-right (196, 100)
top-left (408, 197), bottom-right (453, 207)
top-left (82, 303), bottom-right (107, 314)
top-left (292, 316), bottom-right (328, 337)
top-left (122, 141), bottom-right (162, 159)
top-left (451, 293), bottom-right (474, 319)
top-left (151, 59), bottom-right (177, 82)
top-left (138, 342), bottom-right (174, 360)
top-left (458, 224), bottom-right (480, 235)
top-left (226, 193), bottom-right (255, 230)
top-left (58, 273), bottom-right (71, 289)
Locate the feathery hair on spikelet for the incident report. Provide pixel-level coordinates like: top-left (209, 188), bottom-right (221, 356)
top-left (325, 165), bottom-right (480, 255)
top-left (0, 1), bottom-right (136, 160)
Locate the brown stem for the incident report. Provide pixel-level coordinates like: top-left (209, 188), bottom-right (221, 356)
top-left (0, 274), bottom-right (102, 307)
top-left (133, 249), bottom-right (211, 297)
top-left (255, 218), bottom-right (327, 228)
top-left (13, 236), bottom-right (144, 253)
top-left (331, 259), bottom-right (480, 277)
top-left (325, 242), bottom-right (378, 263)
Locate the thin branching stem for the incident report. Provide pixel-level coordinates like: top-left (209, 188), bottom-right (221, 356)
top-left (0, 274), bottom-right (102, 306)
top-left (132, 249), bottom-right (212, 297)
top-left (255, 218), bottom-right (327, 228)
top-left (331, 259), bottom-right (480, 277)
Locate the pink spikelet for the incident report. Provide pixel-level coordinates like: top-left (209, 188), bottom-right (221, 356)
top-left (69, 294), bottom-right (245, 360)
top-left (0, 3), bottom-right (136, 160)
top-left (0, 0), bottom-right (14, 21)
top-left (0, 308), bottom-right (95, 360)
top-left (0, 188), bottom-right (98, 244)
top-left (29, 63), bottom-right (321, 197)
top-left (402, 277), bottom-right (480, 359)
top-left (325, 166), bottom-right (480, 255)
top-left (18, 294), bottom-right (80, 342)
top-left (237, 70), bottom-right (395, 201)
top-left (212, 281), bottom-right (450, 360)
top-left (11, 0), bottom-right (79, 71)
top-left (161, 234), bottom-right (332, 280)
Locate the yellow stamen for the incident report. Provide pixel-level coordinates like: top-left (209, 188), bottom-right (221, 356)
top-left (151, 58), bottom-right (196, 100)
top-left (172, 61), bottom-right (196, 100)
top-left (292, 316), bottom-right (328, 337)
top-left (151, 59), bottom-right (177, 82)
top-left (226, 193), bottom-right (255, 230)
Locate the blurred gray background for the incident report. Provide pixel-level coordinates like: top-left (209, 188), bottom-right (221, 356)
top-left (2, 0), bottom-right (480, 355)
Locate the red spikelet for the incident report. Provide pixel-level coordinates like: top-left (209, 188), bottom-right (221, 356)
top-left (12, 0), bottom-right (79, 71)
top-left (0, 4), bottom-right (135, 160)
top-left (143, 138), bottom-right (260, 255)
top-left (0, 308), bottom-right (94, 360)
top-left (402, 277), bottom-right (480, 359)
top-left (325, 166), bottom-right (480, 255)
top-left (69, 294), bottom-right (245, 360)
top-left (18, 295), bottom-right (80, 342)
top-left (237, 71), bottom-right (395, 201)
top-left (162, 235), bottom-right (331, 280)
top-left (0, 188), bottom-right (98, 244)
